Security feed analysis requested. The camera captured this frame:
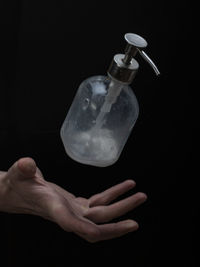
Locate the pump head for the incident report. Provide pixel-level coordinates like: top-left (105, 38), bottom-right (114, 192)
top-left (108, 33), bottom-right (160, 84)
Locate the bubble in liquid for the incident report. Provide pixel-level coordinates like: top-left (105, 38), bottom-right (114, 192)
top-left (82, 98), bottom-right (90, 110)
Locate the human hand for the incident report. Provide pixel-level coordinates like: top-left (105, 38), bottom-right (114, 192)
top-left (0, 157), bottom-right (147, 242)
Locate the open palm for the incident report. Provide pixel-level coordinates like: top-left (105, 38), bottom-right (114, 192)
top-left (0, 157), bottom-right (147, 243)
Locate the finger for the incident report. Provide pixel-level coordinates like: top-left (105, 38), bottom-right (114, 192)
top-left (36, 167), bottom-right (44, 178)
top-left (77, 220), bottom-right (139, 243)
top-left (86, 192), bottom-right (147, 223)
top-left (89, 180), bottom-right (136, 207)
top-left (97, 220), bottom-right (139, 241)
top-left (54, 204), bottom-right (138, 243)
top-left (18, 158), bottom-right (37, 177)
top-left (6, 157), bottom-right (37, 182)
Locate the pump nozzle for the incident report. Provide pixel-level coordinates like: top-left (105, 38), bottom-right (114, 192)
top-left (123, 33), bottom-right (160, 76)
top-left (108, 33), bottom-right (160, 84)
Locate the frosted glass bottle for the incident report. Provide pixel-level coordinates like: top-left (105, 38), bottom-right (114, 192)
top-left (61, 75), bottom-right (139, 167)
top-left (61, 33), bottom-right (160, 167)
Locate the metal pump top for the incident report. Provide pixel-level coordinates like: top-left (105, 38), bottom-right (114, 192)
top-left (108, 33), bottom-right (160, 84)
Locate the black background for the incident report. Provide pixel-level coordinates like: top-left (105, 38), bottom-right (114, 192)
top-left (0, 1), bottom-right (197, 266)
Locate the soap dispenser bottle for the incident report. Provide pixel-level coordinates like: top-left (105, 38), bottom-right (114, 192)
top-left (60, 33), bottom-right (160, 167)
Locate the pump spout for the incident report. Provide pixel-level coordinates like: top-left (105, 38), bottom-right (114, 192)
top-left (124, 33), bottom-right (160, 76)
top-left (138, 50), bottom-right (160, 76)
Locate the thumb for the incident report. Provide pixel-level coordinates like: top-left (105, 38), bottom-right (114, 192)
top-left (7, 157), bottom-right (37, 181)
